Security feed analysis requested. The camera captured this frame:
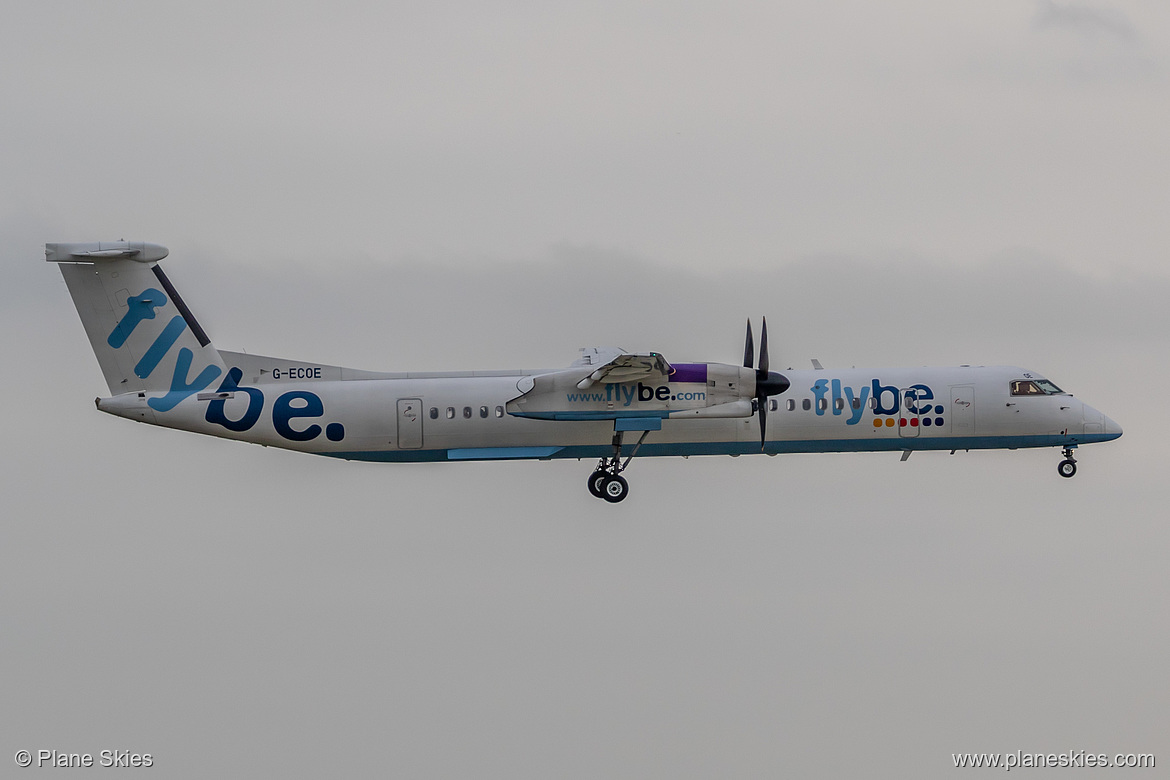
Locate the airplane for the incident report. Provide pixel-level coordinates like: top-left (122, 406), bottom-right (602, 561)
top-left (47, 241), bottom-right (1123, 503)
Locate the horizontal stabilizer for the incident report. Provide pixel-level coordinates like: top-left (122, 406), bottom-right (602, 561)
top-left (47, 241), bottom-right (169, 264)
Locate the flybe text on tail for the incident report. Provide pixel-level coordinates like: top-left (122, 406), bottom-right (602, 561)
top-left (107, 291), bottom-right (345, 443)
top-left (105, 285), bottom-right (221, 412)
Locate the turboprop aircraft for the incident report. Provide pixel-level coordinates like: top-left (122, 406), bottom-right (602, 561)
top-left (48, 241), bottom-right (1122, 503)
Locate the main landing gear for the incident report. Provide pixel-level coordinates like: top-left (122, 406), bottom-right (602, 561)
top-left (1058, 445), bottom-right (1078, 478)
top-left (587, 429), bottom-right (650, 503)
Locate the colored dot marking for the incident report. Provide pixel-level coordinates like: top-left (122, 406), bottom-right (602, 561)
top-left (325, 422), bottom-right (345, 441)
top-left (922, 417), bottom-right (932, 426)
top-left (935, 417), bottom-right (944, 426)
top-left (885, 418), bottom-right (895, 427)
top-left (899, 418), bottom-right (907, 427)
top-left (910, 418), bottom-right (918, 426)
top-left (934, 405), bottom-right (944, 414)
top-left (873, 419), bottom-right (882, 428)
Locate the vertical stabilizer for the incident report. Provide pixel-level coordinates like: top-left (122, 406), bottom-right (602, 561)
top-left (47, 242), bottom-right (225, 410)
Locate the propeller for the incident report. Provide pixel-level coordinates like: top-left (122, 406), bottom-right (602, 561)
top-left (744, 317), bottom-right (791, 449)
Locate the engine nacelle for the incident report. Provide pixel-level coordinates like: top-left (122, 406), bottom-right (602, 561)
top-left (506, 360), bottom-right (761, 420)
top-left (702, 362), bottom-right (758, 406)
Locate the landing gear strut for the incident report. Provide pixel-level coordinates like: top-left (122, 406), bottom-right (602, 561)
top-left (587, 429), bottom-right (650, 503)
top-left (1058, 445), bottom-right (1078, 478)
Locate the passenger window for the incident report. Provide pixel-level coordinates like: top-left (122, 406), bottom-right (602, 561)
top-left (769, 400), bottom-right (777, 412)
top-left (446, 407), bottom-right (455, 419)
top-left (495, 406), bottom-right (504, 418)
top-left (869, 397), bottom-right (877, 410)
top-left (852, 397), bottom-right (861, 409)
top-left (479, 405), bottom-right (488, 418)
top-left (802, 399), bottom-right (811, 411)
top-left (786, 399), bottom-right (795, 411)
top-left (463, 406), bottom-right (472, 419)
top-left (818, 399), bottom-right (827, 411)
top-left (429, 407), bottom-right (438, 419)
top-left (834, 398), bottom-right (844, 411)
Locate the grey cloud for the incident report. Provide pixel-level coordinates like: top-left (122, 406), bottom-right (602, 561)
top-left (1033, 0), bottom-right (1138, 43)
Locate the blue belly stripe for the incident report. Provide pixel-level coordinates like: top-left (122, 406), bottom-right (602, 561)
top-left (614, 417), bottom-right (662, 431)
top-left (447, 446), bottom-right (564, 460)
top-left (320, 432), bottom-right (1121, 464)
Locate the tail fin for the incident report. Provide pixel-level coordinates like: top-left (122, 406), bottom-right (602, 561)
top-left (48, 242), bottom-right (226, 410)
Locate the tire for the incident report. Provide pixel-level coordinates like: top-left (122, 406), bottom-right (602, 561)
top-left (1058, 459), bottom-right (1077, 478)
top-left (601, 474), bottom-right (629, 503)
top-left (588, 470), bottom-right (608, 498)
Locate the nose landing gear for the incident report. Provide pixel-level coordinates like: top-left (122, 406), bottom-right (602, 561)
top-left (1058, 445), bottom-right (1078, 478)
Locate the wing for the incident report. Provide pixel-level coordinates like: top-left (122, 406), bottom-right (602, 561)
top-left (571, 348), bottom-right (673, 389)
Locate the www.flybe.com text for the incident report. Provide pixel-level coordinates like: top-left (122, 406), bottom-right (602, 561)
top-left (566, 383), bottom-right (706, 406)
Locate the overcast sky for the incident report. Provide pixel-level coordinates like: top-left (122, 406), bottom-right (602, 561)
top-left (2, 2), bottom-right (1167, 777)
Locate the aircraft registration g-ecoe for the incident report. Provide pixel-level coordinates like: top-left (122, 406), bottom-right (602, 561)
top-left (48, 241), bottom-right (1122, 503)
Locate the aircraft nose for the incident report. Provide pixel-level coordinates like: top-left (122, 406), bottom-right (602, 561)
top-left (1104, 415), bottom-right (1123, 438)
top-left (1080, 403), bottom-right (1121, 441)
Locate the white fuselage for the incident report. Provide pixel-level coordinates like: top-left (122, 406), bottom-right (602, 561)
top-left (97, 358), bottom-right (1122, 463)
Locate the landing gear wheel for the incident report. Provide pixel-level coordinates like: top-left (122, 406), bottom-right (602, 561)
top-left (601, 474), bottom-right (629, 503)
top-left (1058, 459), bottom-right (1077, 478)
top-left (588, 470), bottom-right (608, 498)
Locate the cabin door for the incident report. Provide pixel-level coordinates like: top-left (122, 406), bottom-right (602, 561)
top-left (397, 398), bottom-right (423, 449)
top-left (949, 385), bottom-right (974, 435)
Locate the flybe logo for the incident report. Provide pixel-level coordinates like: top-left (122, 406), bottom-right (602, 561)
top-left (811, 379), bottom-right (946, 427)
top-left (565, 383), bottom-right (707, 406)
top-left (203, 368), bottom-right (346, 442)
top-left (108, 288), bottom-right (221, 413)
top-left (107, 287), bottom-right (345, 443)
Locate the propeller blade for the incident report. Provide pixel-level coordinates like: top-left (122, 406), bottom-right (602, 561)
top-left (743, 320), bottom-right (754, 369)
top-left (758, 316), bottom-right (769, 375)
top-left (758, 395), bottom-right (768, 449)
top-left (741, 316), bottom-right (786, 449)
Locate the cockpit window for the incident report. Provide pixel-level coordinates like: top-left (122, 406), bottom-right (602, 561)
top-left (1033, 378), bottom-right (1063, 394)
top-left (1011, 379), bottom-right (1064, 396)
top-left (1011, 380), bottom-right (1042, 395)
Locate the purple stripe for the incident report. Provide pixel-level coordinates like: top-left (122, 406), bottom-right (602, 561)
top-left (669, 363), bottom-right (708, 383)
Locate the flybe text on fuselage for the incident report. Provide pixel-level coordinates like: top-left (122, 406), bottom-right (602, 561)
top-left (809, 378), bottom-right (944, 426)
top-left (565, 383), bottom-right (707, 406)
top-left (204, 368), bottom-right (346, 442)
top-left (562, 374), bottom-right (944, 427)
